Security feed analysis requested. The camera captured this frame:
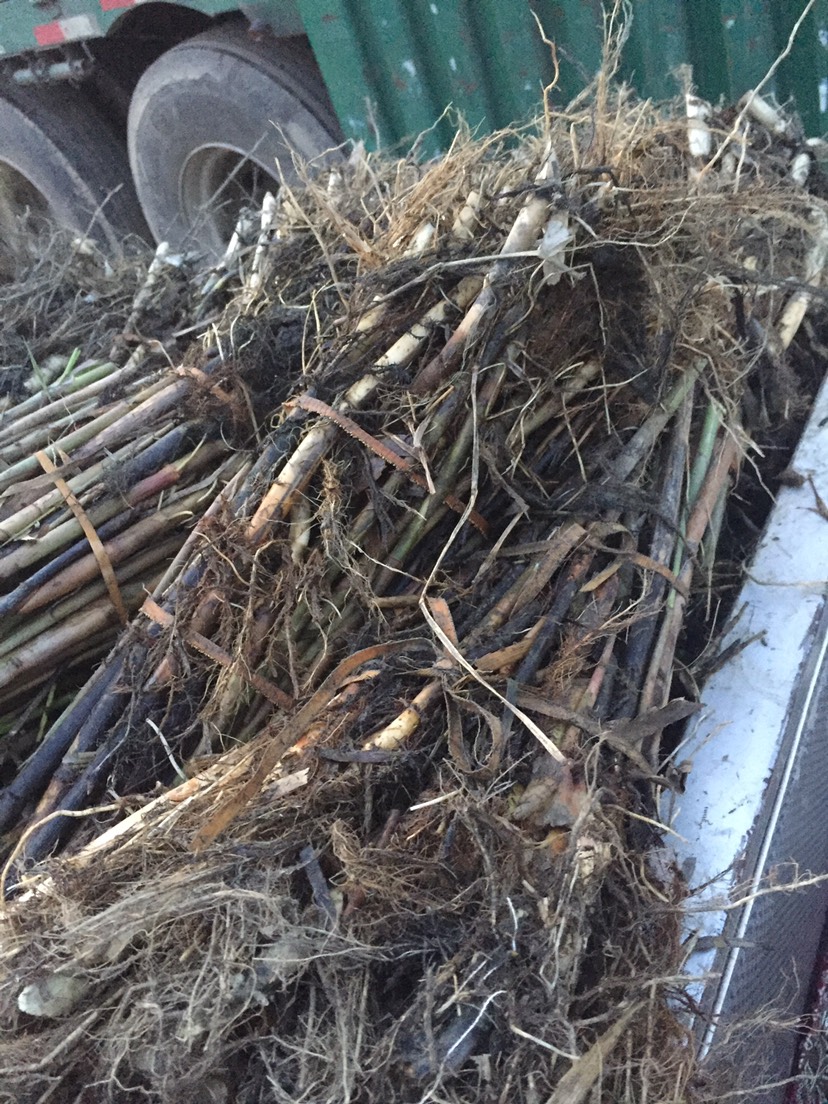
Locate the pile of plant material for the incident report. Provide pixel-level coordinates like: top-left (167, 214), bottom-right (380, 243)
top-left (1, 53), bottom-right (828, 1103)
top-left (0, 215), bottom-right (322, 789)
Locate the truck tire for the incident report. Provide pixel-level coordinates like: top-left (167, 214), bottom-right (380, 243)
top-left (127, 23), bottom-right (342, 257)
top-left (0, 83), bottom-right (149, 273)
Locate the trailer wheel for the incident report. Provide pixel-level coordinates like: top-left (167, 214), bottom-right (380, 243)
top-left (0, 83), bottom-right (148, 275)
top-left (127, 23), bottom-right (342, 257)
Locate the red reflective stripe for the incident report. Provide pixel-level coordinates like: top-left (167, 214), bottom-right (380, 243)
top-left (100, 0), bottom-right (135, 10)
top-left (34, 22), bottom-right (66, 46)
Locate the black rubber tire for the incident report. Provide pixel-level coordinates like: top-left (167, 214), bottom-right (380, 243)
top-left (127, 23), bottom-right (343, 256)
top-left (0, 82), bottom-right (149, 263)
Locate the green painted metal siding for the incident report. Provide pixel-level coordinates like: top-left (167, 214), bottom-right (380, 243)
top-left (296, 0), bottom-right (828, 150)
top-left (0, 0), bottom-right (825, 147)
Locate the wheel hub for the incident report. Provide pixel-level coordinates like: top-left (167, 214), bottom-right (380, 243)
top-left (179, 144), bottom-right (279, 255)
top-left (0, 161), bottom-right (51, 274)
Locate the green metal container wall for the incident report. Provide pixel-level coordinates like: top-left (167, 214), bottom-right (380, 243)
top-left (295, 0), bottom-right (828, 151)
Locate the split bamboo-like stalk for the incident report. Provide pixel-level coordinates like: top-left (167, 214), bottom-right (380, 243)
top-left (410, 148), bottom-right (561, 395)
top-left (0, 449), bottom-right (235, 579)
top-left (613, 389), bottom-right (693, 718)
top-left (0, 375), bottom-right (175, 493)
top-left (246, 275), bottom-right (483, 543)
top-left (0, 539), bottom-right (180, 660)
top-left (0, 361), bottom-right (129, 456)
top-left (0, 581), bottom-right (152, 694)
top-left (639, 432), bottom-right (741, 716)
